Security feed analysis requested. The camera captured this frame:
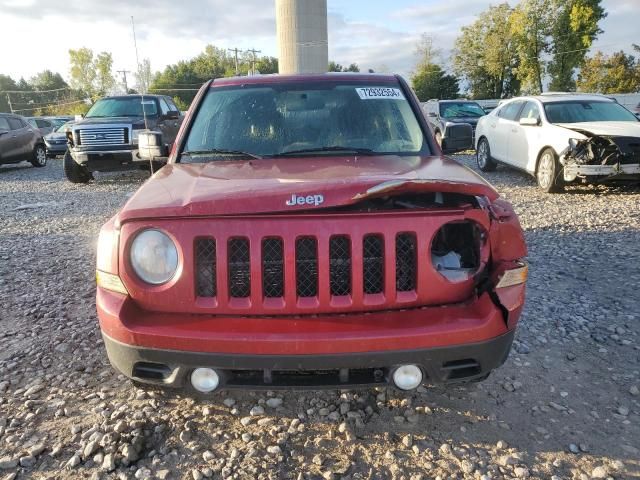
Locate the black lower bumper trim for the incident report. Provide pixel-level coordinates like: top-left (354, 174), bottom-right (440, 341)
top-left (102, 330), bottom-right (515, 391)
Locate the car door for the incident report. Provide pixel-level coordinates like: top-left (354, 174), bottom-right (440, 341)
top-left (508, 101), bottom-right (541, 171)
top-left (8, 117), bottom-right (33, 159)
top-left (492, 101), bottom-right (525, 164)
top-left (0, 117), bottom-right (16, 161)
top-left (160, 97), bottom-right (182, 144)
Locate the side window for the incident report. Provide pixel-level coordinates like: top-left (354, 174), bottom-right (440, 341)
top-left (519, 102), bottom-right (540, 121)
top-left (0, 118), bottom-right (10, 130)
top-left (8, 118), bottom-right (24, 130)
top-left (159, 98), bottom-right (171, 116)
top-left (499, 101), bottom-right (524, 121)
top-left (36, 119), bottom-right (51, 128)
top-left (165, 97), bottom-right (180, 112)
top-left (27, 118), bottom-right (37, 128)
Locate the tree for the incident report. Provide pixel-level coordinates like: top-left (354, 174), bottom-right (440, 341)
top-left (577, 49), bottom-right (640, 93)
top-left (547, 0), bottom-right (606, 91)
top-left (69, 48), bottom-right (96, 96)
top-left (412, 63), bottom-right (459, 101)
top-left (453, 3), bottom-right (521, 99)
top-left (29, 70), bottom-right (68, 91)
top-left (328, 62), bottom-right (360, 72)
top-left (510, 0), bottom-right (552, 94)
top-left (136, 58), bottom-right (153, 93)
top-left (94, 52), bottom-right (115, 96)
top-left (0, 74), bottom-right (19, 112)
top-left (254, 56), bottom-right (279, 74)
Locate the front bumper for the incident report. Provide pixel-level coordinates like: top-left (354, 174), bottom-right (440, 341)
top-left (563, 163), bottom-right (640, 182)
top-left (70, 146), bottom-right (141, 172)
top-left (97, 286), bottom-right (524, 390)
top-left (103, 329), bottom-right (515, 390)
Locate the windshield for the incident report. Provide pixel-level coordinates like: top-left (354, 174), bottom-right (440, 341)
top-left (439, 102), bottom-right (486, 118)
top-left (86, 97), bottom-right (158, 118)
top-left (545, 101), bottom-right (639, 123)
top-left (181, 82), bottom-right (427, 161)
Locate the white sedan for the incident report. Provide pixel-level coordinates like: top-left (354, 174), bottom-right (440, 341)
top-left (474, 94), bottom-right (640, 192)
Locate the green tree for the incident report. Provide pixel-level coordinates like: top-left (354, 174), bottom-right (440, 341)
top-left (453, 3), bottom-right (520, 98)
top-left (547, 0), bottom-right (606, 91)
top-left (577, 49), bottom-right (640, 93)
top-left (136, 58), bottom-right (153, 93)
top-left (69, 47), bottom-right (96, 96)
top-left (510, 0), bottom-right (552, 94)
top-left (29, 70), bottom-right (68, 91)
top-left (412, 63), bottom-right (459, 101)
top-left (94, 52), bottom-right (115, 96)
top-left (328, 62), bottom-right (360, 72)
top-left (0, 74), bottom-right (19, 112)
top-left (254, 56), bottom-right (279, 74)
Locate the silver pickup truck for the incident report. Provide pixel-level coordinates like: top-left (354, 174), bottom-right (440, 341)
top-left (64, 94), bottom-right (183, 183)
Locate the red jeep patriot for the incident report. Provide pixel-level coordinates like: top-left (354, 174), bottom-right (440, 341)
top-left (96, 73), bottom-right (527, 393)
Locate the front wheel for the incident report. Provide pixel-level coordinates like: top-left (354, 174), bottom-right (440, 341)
top-left (63, 151), bottom-right (93, 184)
top-left (30, 144), bottom-right (47, 168)
top-left (536, 148), bottom-right (564, 193)
top-left (476, 138), bottom-right (497, 172)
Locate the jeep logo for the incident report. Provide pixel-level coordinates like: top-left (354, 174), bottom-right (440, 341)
top-left (286, 194), bottom-right (324, 207)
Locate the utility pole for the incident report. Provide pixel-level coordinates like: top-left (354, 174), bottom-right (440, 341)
top-left (5, 93), bottom-right (13, 113)
top-left (117, 69), bottom-right (131, 93)
top-left (228, 48), bottom-right (244, 75)
top-left (246, 48), bottom-right (262, 75)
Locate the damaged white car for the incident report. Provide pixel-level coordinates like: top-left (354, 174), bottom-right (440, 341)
top-left (475, 93), bottom-right (640, 192)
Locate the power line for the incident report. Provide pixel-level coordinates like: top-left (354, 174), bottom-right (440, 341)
top-left (0, 86), bottom-right (71, 95)
top-left (117, 69), bottom-right (131, 92)
top-left (228, 48), bottom-right (244, 75)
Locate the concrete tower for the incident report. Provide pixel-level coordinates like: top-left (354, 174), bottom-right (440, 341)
top-left (276, 0), bottom-right (328, 74)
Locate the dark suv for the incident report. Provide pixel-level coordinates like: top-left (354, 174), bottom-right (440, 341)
top-left (64, 95), bottom-right (183, 183)
top-left (422, 100), bottom-right (486, 152)
top-left (0, 113), bottom-right (47, 168)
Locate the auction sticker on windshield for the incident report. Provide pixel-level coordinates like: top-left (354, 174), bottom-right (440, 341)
top-left (356, 87), bottom-right (405, 100)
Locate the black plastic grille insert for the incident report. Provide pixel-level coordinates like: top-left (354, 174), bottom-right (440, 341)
top-left (363, 235), bottom-right (384, 294)
top-left (195, 238), bottom-right (216, 297)
top-left (296, 237), bottom-right (318, 297)
top-left (262, 238), bottom-right (284, 298)
top-left (329, 236), bottom-right (351, 296)
top-left (228, 238), bottom-right (250, 298)
top-left (395, 233), bottom-right (417, 291)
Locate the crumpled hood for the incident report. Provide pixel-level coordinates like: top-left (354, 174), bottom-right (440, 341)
top-left (557, 121), bottom-right (640, 137)
top-left (117, 155), bottom-right (498, 222)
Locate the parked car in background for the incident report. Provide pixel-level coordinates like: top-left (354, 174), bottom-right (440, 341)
top-left (46, 116), bottom-right (74, 130)
top-left (27, 117), bottom-right (55, 136)
top-left (475, 93), bottom-right (640, 192)
top-left (96, 73), bottom-right (526, 394)
top-left (44, 121), bottom-right (74, 158)
top-left (421, 99), bottom-right (485, 151)
top-left (64, 94), bottom-right (183, 183)
top-left (0, 113), bottom-right (47, 167)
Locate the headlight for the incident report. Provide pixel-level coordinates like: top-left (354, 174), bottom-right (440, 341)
top-left (130, 229), bottom-right (179, 285)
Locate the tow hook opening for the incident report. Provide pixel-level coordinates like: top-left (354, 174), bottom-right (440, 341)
top-left (431, 221), bottom-right (484, 282)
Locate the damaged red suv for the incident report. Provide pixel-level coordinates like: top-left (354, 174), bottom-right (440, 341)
top-left (96, 73), bottom-right (527, 393)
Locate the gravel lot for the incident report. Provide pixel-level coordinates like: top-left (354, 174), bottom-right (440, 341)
top-left (0, 155), bottom-right (639, 480)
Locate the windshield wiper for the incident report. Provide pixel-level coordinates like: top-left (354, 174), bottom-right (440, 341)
top-left (274, 146), bottom-right (378, 156)
top-left (181, 149), bottom-right (263, 159)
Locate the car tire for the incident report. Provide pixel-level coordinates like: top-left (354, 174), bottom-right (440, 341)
top-left (63, 151), bottom-right (92, 184)
top-left (30, 144), bottom-right (47, 168)
top-left (476, 137), bottom-right (497, 172)
top-left (536, 148), bottom-right (564, 193)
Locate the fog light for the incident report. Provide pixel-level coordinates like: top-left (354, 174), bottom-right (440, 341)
top-left (190, 368), bottom-right (220, 393)
top-left (392, 365), bottom-right (423, 390)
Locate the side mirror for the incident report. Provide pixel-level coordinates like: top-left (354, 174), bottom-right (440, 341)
top-left (163, 110), bottom-right (180, 120)
top-left (441, 123), bottom-right (474, 154)
top-left (519, 117), bottom-right (540, 126)
top-left (138, 131), bottom-right (167, 161)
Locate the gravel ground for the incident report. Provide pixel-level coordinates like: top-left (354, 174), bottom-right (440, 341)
top-left (0, 155), bottom-right (639, 480)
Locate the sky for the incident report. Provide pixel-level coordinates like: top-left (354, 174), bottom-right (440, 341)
top-left (0, 0), bottom-right (637, 86)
